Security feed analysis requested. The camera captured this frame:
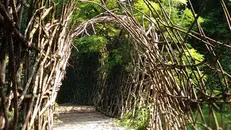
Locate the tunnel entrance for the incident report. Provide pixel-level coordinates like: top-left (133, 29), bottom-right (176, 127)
top-left (56, 52), bottom-right (100, 105)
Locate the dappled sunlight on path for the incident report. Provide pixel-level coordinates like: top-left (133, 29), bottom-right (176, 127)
top-left (54, 105), bottom-right (125, 130)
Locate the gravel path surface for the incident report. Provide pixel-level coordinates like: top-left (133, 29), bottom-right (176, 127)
top-left (53, 106), bottom-right (126, 130)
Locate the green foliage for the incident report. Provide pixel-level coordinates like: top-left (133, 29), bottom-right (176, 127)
top-left (180, 8), bottom-right (204, 27)
top-left (104, 0), bottom-right (118, 9)
top-left (221, 51), bottom-right (231, 73)
top-left (134, 0), bottom-right (160, 14)
top-left (160, 0), bottom-right (204, 27)
top-left (61, 1), bottom-right (231, 129)
top-left (189, 1), bottom-right (231, 94)
top-left (59, 0), bottom-right (133, 105)
top-left (73, 1), bottom-right (102, 22)
top-left (173, 0), bottom-right (187, 5)
top-left (184, 44), bottom-right (204, 64)
top-left (200, 1), bottom-right (230, 41)
top-left (99, 33), bottom-right (132, 73)
top-left (118, 107), bottom-right (149, 130)
top-left (167, 43), bottom-right (206, 86)
top-left (72, 0), bottom-right (119, 23)
top-left (74, 35), bottom-right (108, 53)
top-left (188, 104), bottom-right (231, 130)
top-left (95, 23), bottom-right (121, 37)
top-left (8, 110), bottom-right (14, 119)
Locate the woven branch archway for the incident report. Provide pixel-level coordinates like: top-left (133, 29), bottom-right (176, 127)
top-left (73, 0), bottom-right (231, 129)
top-left (0, 0), bottom-right (231, 130)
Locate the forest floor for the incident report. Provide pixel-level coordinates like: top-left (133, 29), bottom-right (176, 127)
top-left (53, 105), bottom-right (126, 130)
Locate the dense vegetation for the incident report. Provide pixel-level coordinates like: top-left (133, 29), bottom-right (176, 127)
top-left (0, 0), bottom-right (230, 129)
top-left (57, 0), bottom-right (231, 130)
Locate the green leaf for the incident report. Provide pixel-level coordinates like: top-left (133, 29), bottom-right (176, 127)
top-left (134, 0), bottom-right (160, 14)
top-left (173, 0), bottom-right (187, 5)
top-left (74, 35), bottom-right (108, 53)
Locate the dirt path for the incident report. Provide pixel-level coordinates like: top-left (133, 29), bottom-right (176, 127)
top-left (53, 105), bottom-right (126, 130)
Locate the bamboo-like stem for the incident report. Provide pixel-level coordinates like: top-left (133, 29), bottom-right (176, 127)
top-left (74, 1), bottom-right (231, 129)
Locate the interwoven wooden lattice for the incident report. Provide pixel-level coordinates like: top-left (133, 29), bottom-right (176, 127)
top-left (73, 0), bottom-right (231, 129)
top-left (0, 0), bottom-right (231, 130)
top-left (0, 0), bottom-right (74, 129)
